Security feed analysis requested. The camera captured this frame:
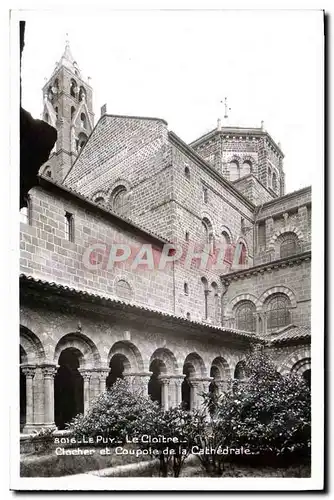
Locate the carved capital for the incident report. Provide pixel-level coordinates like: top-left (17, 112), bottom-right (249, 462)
top-left (21, 364), bottom-right (36, 378)
top-left (41, 364), bottom-right (57, 378)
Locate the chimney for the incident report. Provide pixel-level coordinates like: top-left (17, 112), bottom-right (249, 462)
top-left (101, 103), bottom-right (107, 116)
top-left (217, 118), bottom-right (221, 131)
top-left (261, 120), bottom-right (264, 130)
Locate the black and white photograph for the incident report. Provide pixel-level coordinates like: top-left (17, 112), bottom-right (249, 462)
top-left (8, 6), bottom-right (324, 491)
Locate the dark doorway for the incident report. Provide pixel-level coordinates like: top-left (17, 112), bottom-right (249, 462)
top-left (148, 359), bottom-right (163, 405)
top-left (20, 347), bottom-right (26, 431)
top-left (181, 364), bottom-right (192, 410)
top-left (55, 348), bottom-right (84, 430)
top-left (303, 369), bottom-right (311, 389)
top-left (106, 354), bottom-right (126, 388)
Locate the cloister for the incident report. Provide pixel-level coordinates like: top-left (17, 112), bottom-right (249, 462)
top-left (20, 324), bottom-right (311, 433)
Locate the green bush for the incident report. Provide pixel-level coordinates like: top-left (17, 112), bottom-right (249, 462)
top-left (68, 379), bottom-right (159, 442)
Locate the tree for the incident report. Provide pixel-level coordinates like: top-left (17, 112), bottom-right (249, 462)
top-left (197, 349), bottom-right (311, 475)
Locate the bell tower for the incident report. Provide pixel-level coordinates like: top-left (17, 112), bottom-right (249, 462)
top-left (40, 38), bottom-right (94, 182)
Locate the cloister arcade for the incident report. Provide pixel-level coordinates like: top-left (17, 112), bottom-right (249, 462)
top-left (19, 324), bottom-right (310, 433)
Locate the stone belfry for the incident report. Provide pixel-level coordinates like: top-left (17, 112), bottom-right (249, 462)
top-left (40, 38), bottom-right (94, 182)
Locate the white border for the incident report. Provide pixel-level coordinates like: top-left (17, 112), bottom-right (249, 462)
top-left (6, 5), bottom-right (325, 493)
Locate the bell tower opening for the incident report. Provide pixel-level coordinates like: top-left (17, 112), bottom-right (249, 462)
top-left (40, 37), bottom-right (94, 183)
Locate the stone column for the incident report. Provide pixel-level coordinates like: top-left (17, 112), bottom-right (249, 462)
top-left (97, 369), bottom-right (109, 394)
top-left (79, 369), bottom-right (92, 414)
top-left (216, 379), bottom-right (230, 395)
top-left (160, 377), bottom-right (170, 411)
top-left (41, 364), bottom-right (57, 428)
top-left (133, 372), bottom-right (152, 396)
top-left (200, 377), bottom-right (213, 419)
top-left (172, 376), bottom-right (184, 407)
top-left (189, 379), bottom-right (201, 411)
top-left (21, 365), bottom-right (36, 433)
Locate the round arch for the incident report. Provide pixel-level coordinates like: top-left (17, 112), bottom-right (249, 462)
top-left (226, 293), bottom-right (259, 316)
top-left (258, 286), bottom-right (297, 311)
top-left (53, 332), bottom-right (101, 368)
top-left (20, 325), bottom-right (45, 364)
top-left (108, 341), bottom-right (144, 373)
top-left (210, 356), bottom-right (232, 380)
top-left (150, 347), bottom-right (179, 375)
top-left (277, 346), bottom-right (311, 375)
top-left (183, 352), bottom-right (207, 378)
top-left (268, 226), bottom-right (304, 249)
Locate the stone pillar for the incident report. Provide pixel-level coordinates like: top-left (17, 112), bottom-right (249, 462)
top-left (21, 365), bottom-right (36, 433)
top-left (79, 369), bottom-right (92, 414)
top-left (160, 377), bottom-right (170, 411)
top-left (172, 376), bottom-right (184, 407)
top-left (189, 379), bottom-right (201, 411)
top-left (97, 369), bottom-right (109, 394)
top-left (216, 379), bottom-right (230, 395)
top-left (199, 377), bottom-right (213, 419)
top-left (41, 364), bottom-right (57, 428)
top-left (134, 372), bottom-right (152, 396)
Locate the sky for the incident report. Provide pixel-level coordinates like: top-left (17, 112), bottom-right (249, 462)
top-left (20, 9), bottom-right (323, 193)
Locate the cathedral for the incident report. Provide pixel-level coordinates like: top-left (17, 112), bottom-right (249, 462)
top-left (19, 41), bottom-right (311, 433)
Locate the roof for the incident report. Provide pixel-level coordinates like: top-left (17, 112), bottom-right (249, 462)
top-left (55, 40), bottom-right (81, 77)
top-left (267, 325), bottom-right (311, 345)
top-left (19, 274), bottom-right (260, 343)
top-left (38, 175), bottom-right (170, 246)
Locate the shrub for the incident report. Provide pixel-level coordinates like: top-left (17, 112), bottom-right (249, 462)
top-left (68, 379), bottom-right (159, 443)
top-left (198, 349), bottom-right (311, 475)
top-left (137, 406), bottom-right (206, 477)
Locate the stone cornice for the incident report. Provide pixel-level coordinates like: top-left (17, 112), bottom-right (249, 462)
top-left (189, 127), bottom-right (284, 158)
top-left (221, 251), bottom-right (311, 283)
top-left (169, 131), bottom-right (255, 212)
top-left (258, 186), bottom-right (312, 210)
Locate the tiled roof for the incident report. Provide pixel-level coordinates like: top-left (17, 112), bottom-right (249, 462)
top-left (267, 325), bottom-right (311, 344)
top-left (19, 274), bottom-right (260, 342)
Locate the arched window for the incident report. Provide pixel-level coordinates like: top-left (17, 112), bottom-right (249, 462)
top-left (201, 277), bottom-right (208, 320)
top-left (94, 197), bottom-right (105, 205)
top-left (202, 217), bottom-right (214, 251)
top-left (70, 79), bottom-right (77, 98)
top-left (185, 231), bottom-right (189, 242)
top-left (71, 106), bottom-right (76, 121)
top-left (211, 282), bottom-right (219, 323)
top-left (235, 300), bottom-right (256, 332)
top-left (54, 78), bottom-right (59, 90)
top-left (268, 167), bottom-right (272, 187)
top-left (184, 283), bottom-right (189, 295)
top-left (111, 186), bottom-right (128, 215)
top-left (203, 186), bottom-right (208, 204)
top-left (77, 132), bottom-right (88, 152)
top-left (79, 86), bottom-right (86, 102)
top-left (115, 279), bottom-right (132, 300)
top-left (55, 106), bottom-right (58, 119)
top-left (272, 172), bottom-right (278, 191)
top-left (221, 230), bottom-right (233, 263)
top-left (241, 160), bottom-right (252, 176)
top-left (80, 113), bottom-right (87, 129)
top-left (266, 293), bottom-right (291, 331)
top-left (236, 241), bottom-right (247, 265)
top-left (229, 161), bottom-right (239, 181)
top-left (184, 166), bottom-right (190, 180)
top-left (280, 232), bottom-right (298, 259)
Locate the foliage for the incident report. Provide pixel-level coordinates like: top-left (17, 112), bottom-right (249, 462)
top-left (197, 349), bottom-right (311, 476)
top-left (68, 379), bottom-right (159, 442)
top-left (137, 406), bottom-right (206, 477)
